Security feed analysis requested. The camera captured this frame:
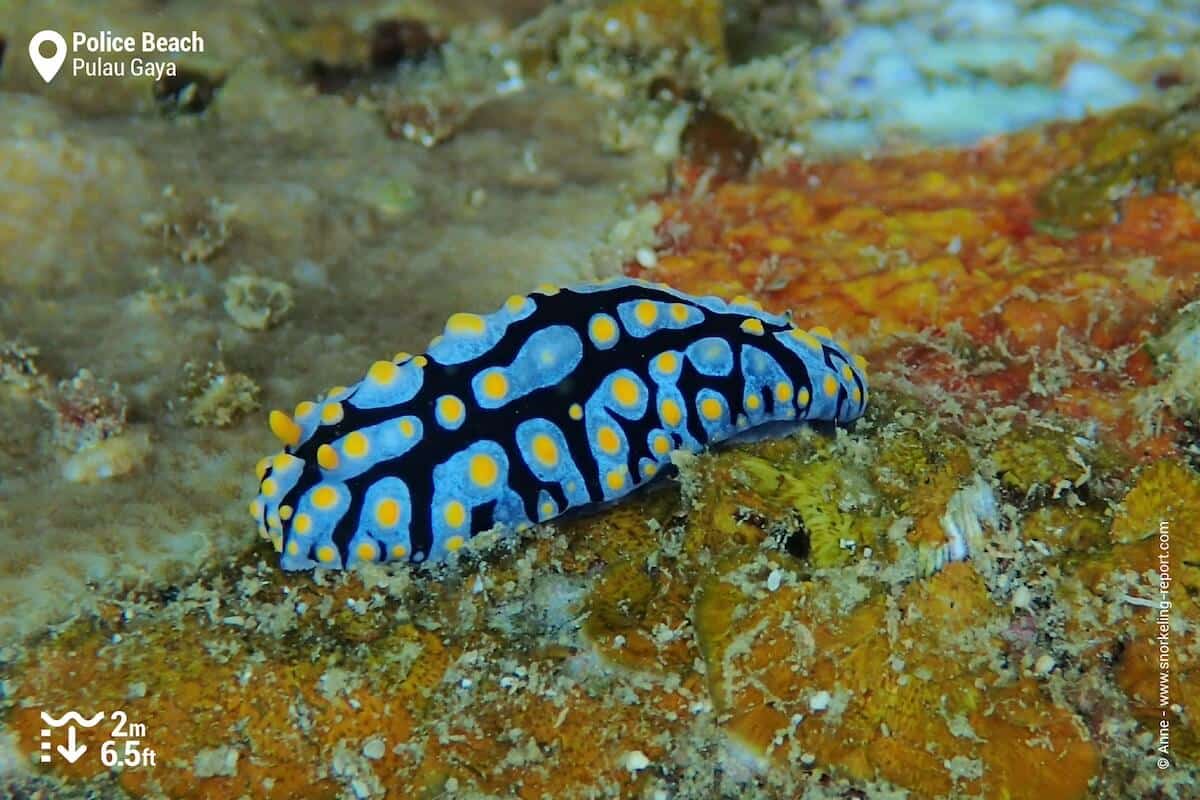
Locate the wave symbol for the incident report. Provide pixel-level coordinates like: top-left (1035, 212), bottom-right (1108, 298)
top-left (40, 710), bottom-right (105, 727)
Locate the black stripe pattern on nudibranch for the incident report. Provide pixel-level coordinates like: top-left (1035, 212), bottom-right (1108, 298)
top-left (249, 278), bottom-right (869, 570)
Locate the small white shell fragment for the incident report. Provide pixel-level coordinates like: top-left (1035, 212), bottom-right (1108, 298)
top-left (1033, 654), bottom-right (1056, 676)
top-left (361, 737), bottom-right (386, 760)
top-left (808, 690), bottom-right (831, 712)
top-left (623, 750), bottom-right (651, 773)
top-left (635, 247), bottom-right (658, 268)
top-left (1011, 585), bottom-right (1032, 609)
top-left (766, 569), bottom-right (783, 592)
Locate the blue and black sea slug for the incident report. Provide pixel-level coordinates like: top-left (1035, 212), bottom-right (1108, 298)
top-left (250, 278), bottom-right (869, 569)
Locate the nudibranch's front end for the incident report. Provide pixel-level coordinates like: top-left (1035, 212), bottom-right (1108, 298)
top-left (249, 279), bottom-right (868, 570)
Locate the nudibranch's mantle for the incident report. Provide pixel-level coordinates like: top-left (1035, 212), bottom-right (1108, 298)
top-left (250, 279), bottom-right (868, 569)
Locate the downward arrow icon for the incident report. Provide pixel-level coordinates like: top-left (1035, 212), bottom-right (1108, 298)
top-left (57, 726), bottom-right (87, 764)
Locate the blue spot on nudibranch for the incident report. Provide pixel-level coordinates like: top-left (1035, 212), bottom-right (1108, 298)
top-left (472, 325), bottom-right (583, 409)
top-left (350, 360), bottom-right (424, 409)
top-left (324, 416), bottom-right (423, 482)
top-left (515, 418), bottom-right (590, 506)
top-left (686, 337), bottom-right (734, 377)
top-left (428, 300), bottom-right (537, 365)
top-left (694, 388), bottom-right (731, 439)
top-left (346, 476), bottom-right (414, 566)
top-left (254, 278), bottom-right (870, 570)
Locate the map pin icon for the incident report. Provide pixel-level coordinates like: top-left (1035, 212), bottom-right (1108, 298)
top-left (29, 30), bottom-right (67, 83)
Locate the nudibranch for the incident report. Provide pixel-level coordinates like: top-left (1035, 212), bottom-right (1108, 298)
top-left (250, 278), bottom-right (868, 569)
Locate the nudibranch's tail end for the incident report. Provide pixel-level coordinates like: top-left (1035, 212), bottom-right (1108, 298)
top-left (774, 324), bottom-right (870, 427)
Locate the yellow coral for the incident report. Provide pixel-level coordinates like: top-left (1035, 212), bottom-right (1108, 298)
top-left (1111, 460), bottom-right (1200, 544)
top-left (1020, 504), bottom-right (1110, 554)
top-left (583, 553), bottom-right (695, 672)
top-left (562, 481), bottom-right (681, 565)
top-left (587, 557), bottom-right (656, 630)
top-left (740, 454), bottom-right (865, 567)
top-left (1084, 114), bottom-right (1157, 168)
top-left (679, 444), bottom-right (877, 568)
top-left (992, 426), bottom-right (1088, 498)
top-left (694, 562), bottom-right (1099, 798)
top-left (872, 428), bottom-right (941, 499)
top-left (691, 547), bottom-right (760, 709)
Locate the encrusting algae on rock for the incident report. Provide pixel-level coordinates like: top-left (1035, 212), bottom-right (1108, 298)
top-left (8, 394), bottom-right (1123, 799)
top-left (694, 561), bottom-right (1099, 799)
